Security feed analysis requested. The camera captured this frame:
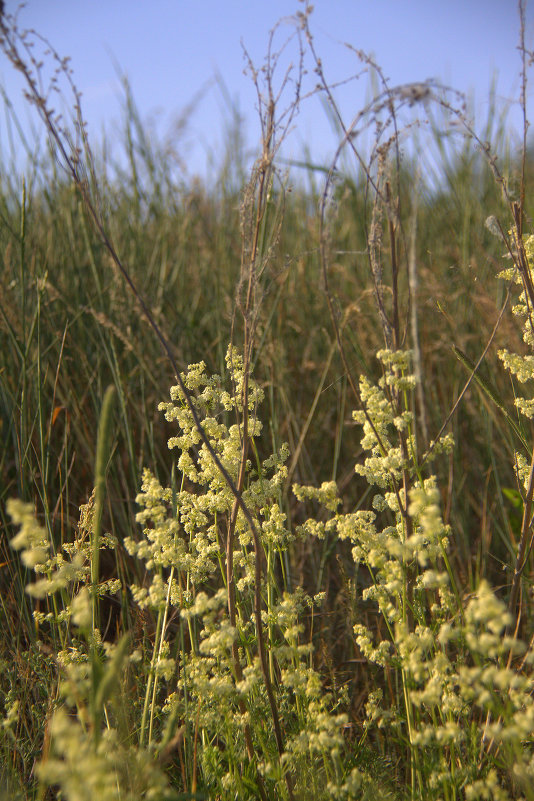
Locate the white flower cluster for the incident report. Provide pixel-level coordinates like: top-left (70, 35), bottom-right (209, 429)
top-left (127, 346), bottom-right (291, 604)
top-left (498, 234), bottom-right (534, 402)
top-left (125, 347), bottom-right (358, 797)
top-left (37, 708), bottom-right (172, 801)
top-left (292, 344), bottom-right (534, 796)
top-left (7, 496), bottom-right (116, 615)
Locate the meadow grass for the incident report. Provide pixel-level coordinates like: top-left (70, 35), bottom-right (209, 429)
top-left (1, 4), bottom-right (534, 800)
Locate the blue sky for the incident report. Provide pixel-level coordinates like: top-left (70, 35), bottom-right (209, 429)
top-left (0, 1), bottom-right (532, 181)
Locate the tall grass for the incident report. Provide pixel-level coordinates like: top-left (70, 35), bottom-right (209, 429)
top-left (1, 3), bottom-right (534, 799)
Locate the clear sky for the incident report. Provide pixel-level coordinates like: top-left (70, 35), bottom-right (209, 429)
top-left (0, 1), bottom-right (532, 182)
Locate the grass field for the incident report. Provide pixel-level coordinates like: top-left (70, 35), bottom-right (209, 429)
top-left (2, 5), bottom-right (534, 800)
